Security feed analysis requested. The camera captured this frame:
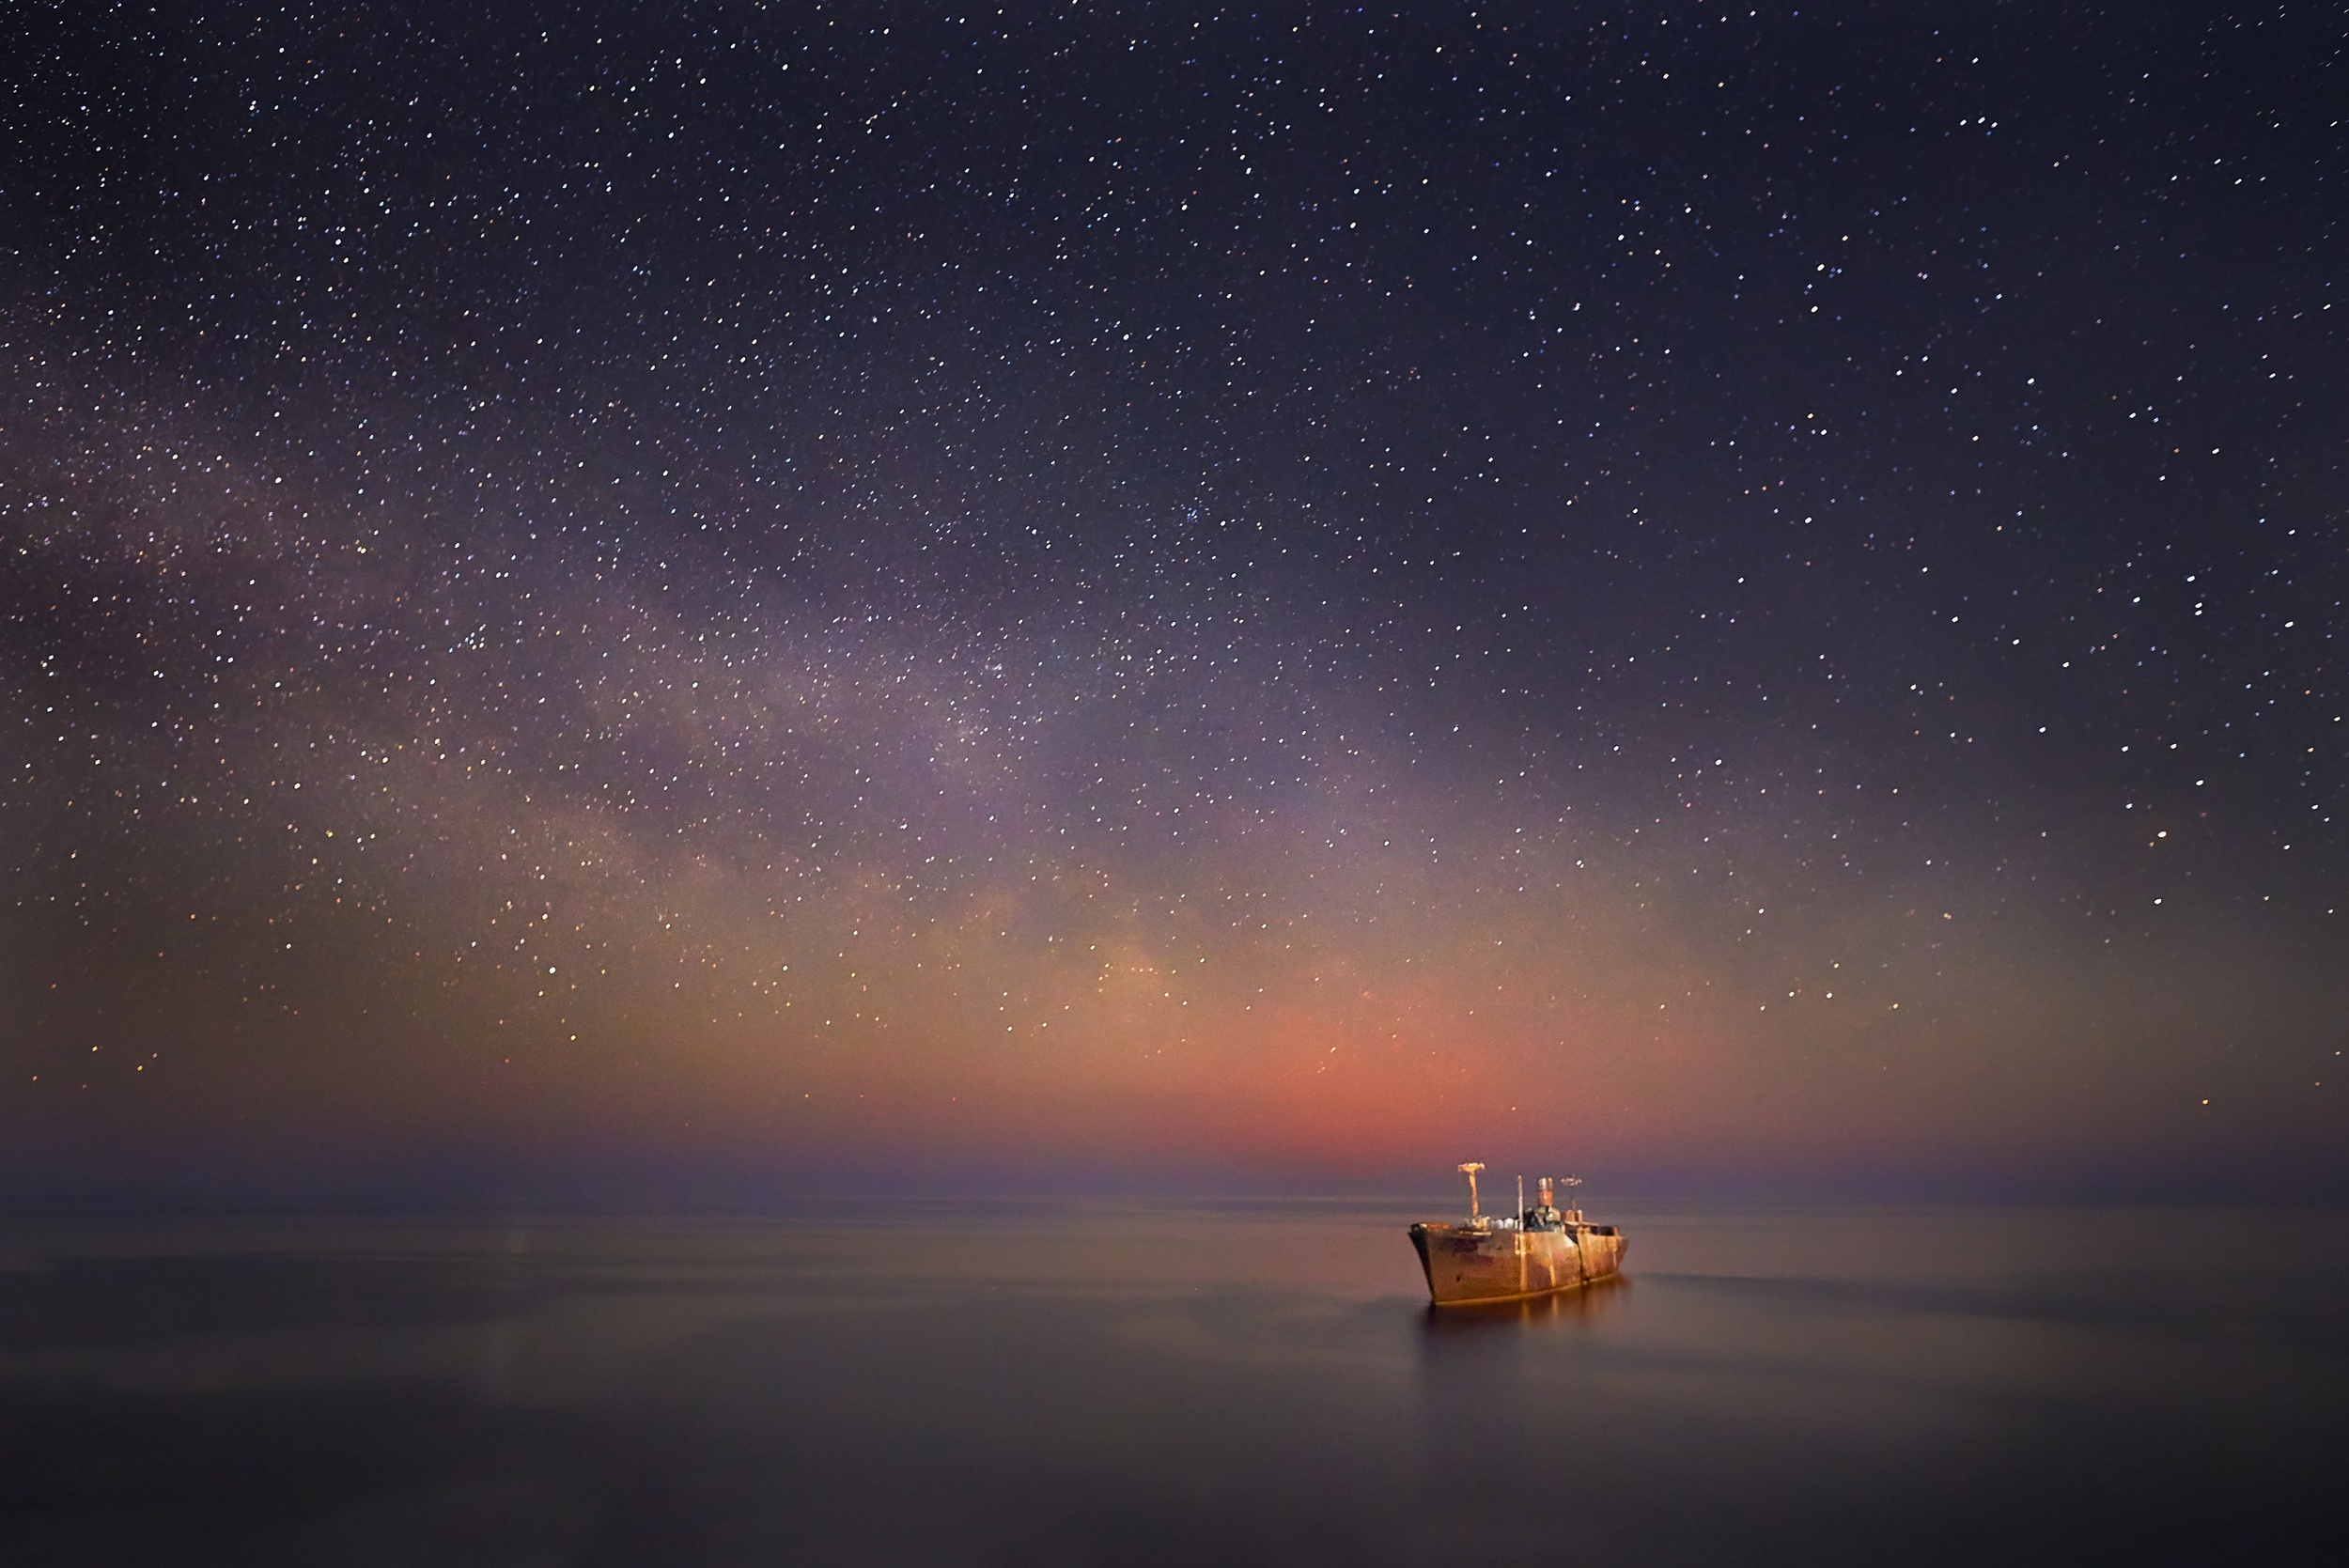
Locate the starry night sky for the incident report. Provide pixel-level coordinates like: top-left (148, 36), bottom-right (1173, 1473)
top-left (5, 2), bottom-right (2342, 1202)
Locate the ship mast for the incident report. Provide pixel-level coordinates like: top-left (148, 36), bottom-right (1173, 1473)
top-left (1456, 1161), bottom-right (1485, 1219)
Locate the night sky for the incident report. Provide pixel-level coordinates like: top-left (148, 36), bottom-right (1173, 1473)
top-left (5, 3), bottom-right (2342, 1202)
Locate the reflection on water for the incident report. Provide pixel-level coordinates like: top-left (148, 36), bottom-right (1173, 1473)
top-left (0, 1203), bottom-right (2341, 1565)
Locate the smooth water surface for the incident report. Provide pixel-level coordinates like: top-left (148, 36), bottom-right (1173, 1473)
top-left (1, 1202), bottom-right (2341, 1565)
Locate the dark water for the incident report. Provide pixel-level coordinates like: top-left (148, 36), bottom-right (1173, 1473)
top-left (1, 1201), bottom-right (2342, 1565)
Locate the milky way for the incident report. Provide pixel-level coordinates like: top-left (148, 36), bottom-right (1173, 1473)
top-left (5, 4), bottom-right (2341, 1199)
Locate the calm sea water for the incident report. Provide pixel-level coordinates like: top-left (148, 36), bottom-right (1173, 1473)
top-left (0, 1201), bottom-right (2341, 1565)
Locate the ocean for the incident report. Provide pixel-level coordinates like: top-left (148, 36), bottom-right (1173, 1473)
top-left (1, 1200), bottom-right (2341, 1565)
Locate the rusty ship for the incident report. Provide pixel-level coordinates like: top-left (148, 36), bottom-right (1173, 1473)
top-left (1408, 1163), bottom-right (1626, 1306)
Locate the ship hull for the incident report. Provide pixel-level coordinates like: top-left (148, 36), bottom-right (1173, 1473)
top-left (1408, 1222), bottom-right (1626, 1306)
